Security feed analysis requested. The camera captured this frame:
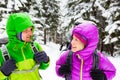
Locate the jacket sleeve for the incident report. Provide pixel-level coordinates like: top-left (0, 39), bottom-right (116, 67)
top-left (34, 42), bottom-right (50, 70)
top-left (99, 53), bottom-right (116, 80)
top-left (0, 50), bottom-right (7, 79)
top-left (0, 71), bottom-right (8, 79)
top-left (55, 50), bottom-right (69, 77)
top-left (34, 41), bottom-right (43, 52)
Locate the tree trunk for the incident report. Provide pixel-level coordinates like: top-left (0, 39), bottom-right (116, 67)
top-left (44, 28), bottom-right (46, 44)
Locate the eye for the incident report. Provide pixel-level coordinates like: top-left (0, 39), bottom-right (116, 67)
top-left (75, 38), bottom-right (78, 41)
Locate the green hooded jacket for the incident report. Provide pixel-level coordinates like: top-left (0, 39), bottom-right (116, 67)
top-left (0, 13), bottom-right (49, 80)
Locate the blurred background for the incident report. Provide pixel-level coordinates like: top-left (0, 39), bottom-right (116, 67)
top-left (0, 0), bottom-right (120, 56)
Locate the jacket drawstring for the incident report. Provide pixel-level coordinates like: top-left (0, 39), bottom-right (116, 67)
top-left (76, 54), bottom-right (84, 80)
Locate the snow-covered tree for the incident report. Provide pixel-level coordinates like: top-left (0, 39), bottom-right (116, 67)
top-left (0, 0), bottom-right (119, 55)
top-left (63, 0), bottom-right (120, 56)
top-left (40, 0), bottom-right (60, 44)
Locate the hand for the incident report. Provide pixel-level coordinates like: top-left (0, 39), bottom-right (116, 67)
top-left (58, 64), bottom-right (71, 76)
top-left (0, 59), bottom-right (17, 76)
top-left (34, 51), bottom-right (49, 63)
top-left (90, 69), bottom-right (107, 80)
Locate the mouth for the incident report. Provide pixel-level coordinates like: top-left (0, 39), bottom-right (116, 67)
top-left (26, 36), bottom-right (31, 38)
top-left (71, 47), bottom-right (77, 52)
top-left (72, 47), bottom-right (76, 48)
top-left (25, 37), bottom-right (31, 42)
top-left (26, 37), bottom-right (30, 39)
top-left (26, 37), bottom-right (31, 40)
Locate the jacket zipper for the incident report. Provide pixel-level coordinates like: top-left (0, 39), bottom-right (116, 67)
top-left (76, 54), bottom-right (84, 80)
top-left (21, 43), bottom-right (26, 60)
top-left (21, 42), bottom-right (29, 60)
top-left (20, 42), bottom-right (29, 71)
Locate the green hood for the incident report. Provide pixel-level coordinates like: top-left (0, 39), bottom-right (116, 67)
top-left (6, 13), bottom-right (34, 41)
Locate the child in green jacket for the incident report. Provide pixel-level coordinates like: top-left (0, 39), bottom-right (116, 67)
top-left (0, 13), bottom-right (50, 80)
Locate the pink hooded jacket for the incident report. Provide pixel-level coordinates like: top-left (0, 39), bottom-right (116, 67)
top-left (56, 23), bottom-right (116, 80)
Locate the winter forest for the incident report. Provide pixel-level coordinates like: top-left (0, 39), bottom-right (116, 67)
top-left (0, 0), bottom-right (120, 80)
top-left (0, 0), bottom-right (120, 57)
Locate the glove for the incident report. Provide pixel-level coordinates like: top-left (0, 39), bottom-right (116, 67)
top-left (0, 59), bottom-right (17, 76)
top-left (90, 69), bottom-right (107, 80)
top-left (58, 64), bottom-right (71, 76)
top-left (34, 51), bottom-right (49, 63)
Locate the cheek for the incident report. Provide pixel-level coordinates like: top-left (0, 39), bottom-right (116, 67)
top-left (75, 41), bottom-right (84, 50)
top-left (71, 40), bottom-right (76, 46)
top-left (22, 33), bottom-right (26, 40)
top-left (78, 45), bottom-right (84, 50)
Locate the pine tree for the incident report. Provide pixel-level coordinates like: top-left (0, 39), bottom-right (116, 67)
top-left (40, 0), bottom-right (60, 44)
top-left (65, 0), bottom-right (120, 56)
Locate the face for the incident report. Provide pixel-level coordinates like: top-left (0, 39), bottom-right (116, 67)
top-left (71, 35), bottom-right (85, 52)
top-left (22, 27), bottom-right (33, 42)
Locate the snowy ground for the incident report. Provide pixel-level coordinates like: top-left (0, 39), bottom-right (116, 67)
top-left (40, 42), bottom-right (120, 80)
top-left (107, 56), bottom-right (120, 80)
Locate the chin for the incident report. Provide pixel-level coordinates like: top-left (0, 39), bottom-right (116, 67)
top-left (25, 40), bottom-right (31, 42)
top-left (72, 49), bottom-right (77, 52)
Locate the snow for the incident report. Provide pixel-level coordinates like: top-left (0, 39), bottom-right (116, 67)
top-left (40, 42), bottom-right (120, 80)
top-left (107, 56), bottom-right (120, 80)
top-left (40, 42), bottom-right (64, 80)
top-left (0, 31), bottom-right (8, 38)
top-left (0, 0), bottom-right (119, 79)
top-left (111, 37), bottom-right (118, 43)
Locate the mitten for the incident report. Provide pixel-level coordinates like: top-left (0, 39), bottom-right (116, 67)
top-left (90, 69), bottom-right (107, 80)
top-left (0, 59), bottom-right (17, 76)
top-left (34, 51), bottom-right (49, 63)
top-left (58, 64), bottom-right (71, 76)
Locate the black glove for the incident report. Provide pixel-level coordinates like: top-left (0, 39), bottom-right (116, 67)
top-left (90, 69), bottom-right (107, 80)
top-left (58, 64), bottom-right (71, 76)
top-left (34, 51), bottom-right (49, 63)
top-left (0, 59), bottom-right (17, 76)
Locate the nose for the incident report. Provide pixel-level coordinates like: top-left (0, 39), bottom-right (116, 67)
top-left (28, 30), bottom-right (33, 36)
top-left (71, 39), bottom-right (74, 46)
top-left (71, 38), bottom-right (75, 43)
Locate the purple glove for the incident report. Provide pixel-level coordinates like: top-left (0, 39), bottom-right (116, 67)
top-left (34, 51), bottom-right (49, 63)
top-left (0, 59), bottom-right (17, 76)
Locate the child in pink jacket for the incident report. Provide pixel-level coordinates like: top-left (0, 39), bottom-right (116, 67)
top-left (56, 22), bottom-right (116, 80)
